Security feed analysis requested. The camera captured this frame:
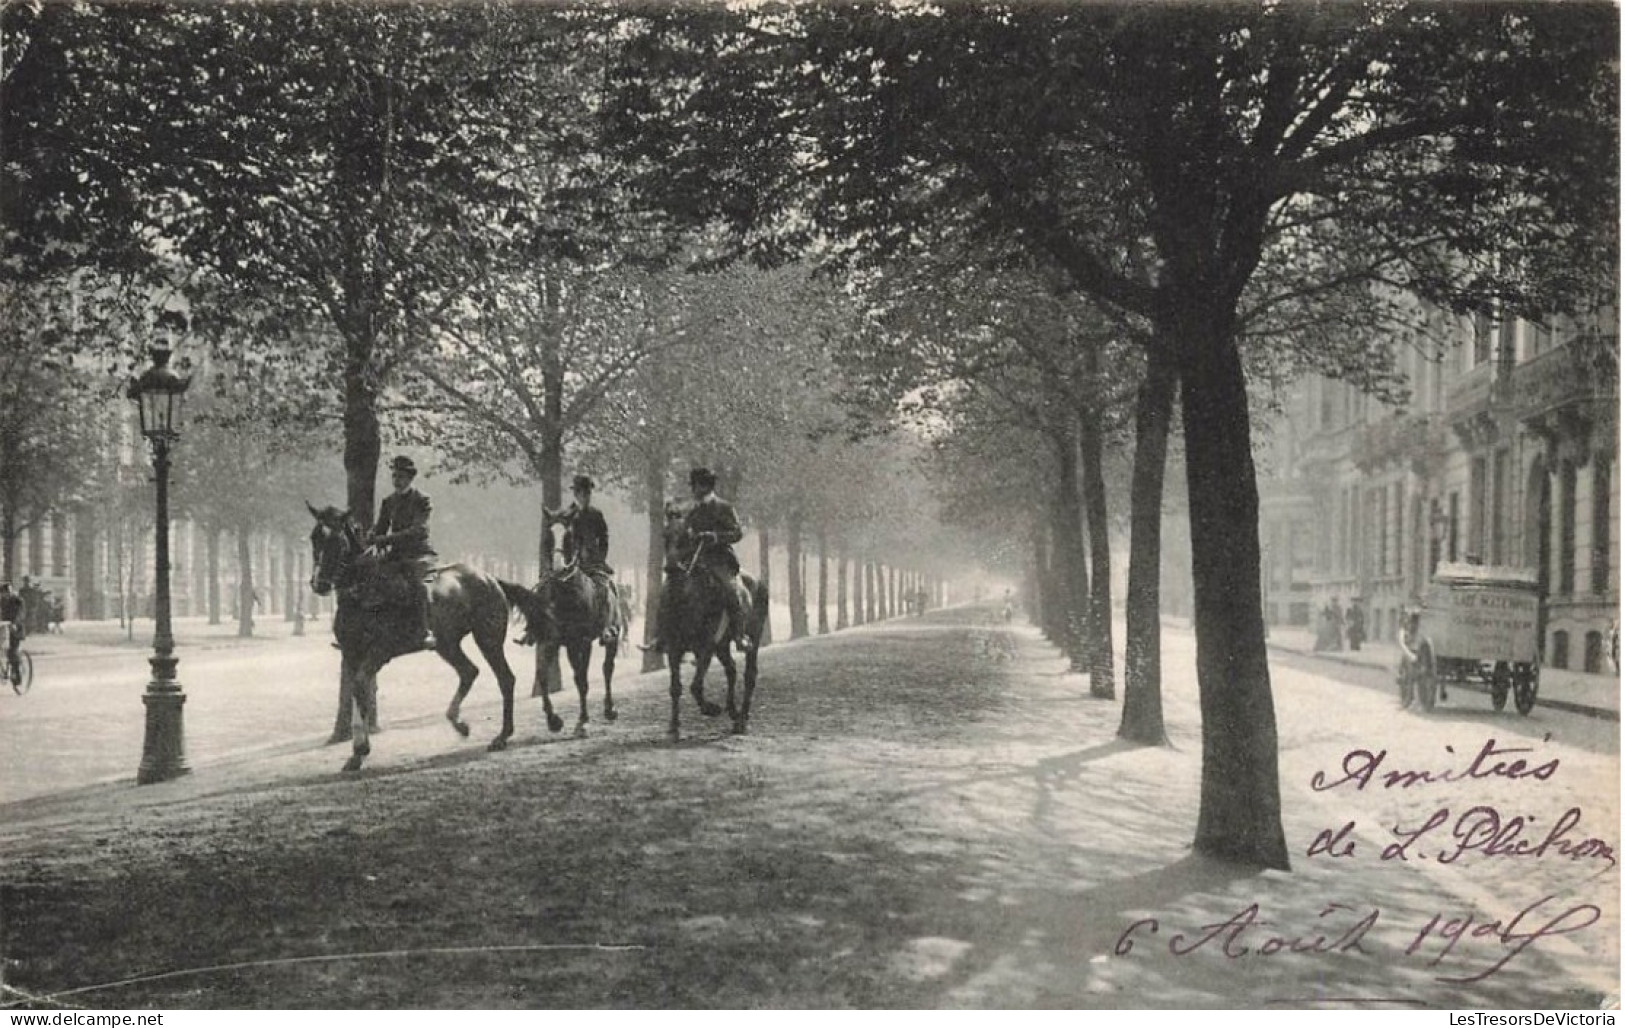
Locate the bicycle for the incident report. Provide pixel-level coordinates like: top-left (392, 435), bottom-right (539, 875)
top-left (9, 646), bottom-right (32, 695)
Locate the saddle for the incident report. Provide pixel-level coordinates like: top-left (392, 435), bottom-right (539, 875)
top-left (355, 558), bottom-right (437, 613)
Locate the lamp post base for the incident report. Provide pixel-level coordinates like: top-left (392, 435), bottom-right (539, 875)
top-left (136, 688), bottom-right (190, 785)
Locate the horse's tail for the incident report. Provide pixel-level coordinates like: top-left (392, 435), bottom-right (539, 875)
top-left (498, 579), bottom-right (546, 641)
top-left (750, 573), bottom-right (770, 634)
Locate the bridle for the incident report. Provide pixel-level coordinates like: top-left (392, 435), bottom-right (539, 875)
top-left (309, 512), bottom-right (363, 596)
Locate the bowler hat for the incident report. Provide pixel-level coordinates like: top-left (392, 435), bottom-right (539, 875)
top-left (389, 456), bottom-right (417, 476)
top-left (572, 474), bottom-right (595, 493)
top-left (689, 466), bottom-right (716, 489)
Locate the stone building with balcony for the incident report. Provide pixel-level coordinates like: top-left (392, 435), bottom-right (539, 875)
top-left (1258, 304), bottom-right (1618, 671)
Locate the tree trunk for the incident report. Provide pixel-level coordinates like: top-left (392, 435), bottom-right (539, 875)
top-left (1078, 403), bottom-right (1115, 699)
top-left (863, 561), bottom-right (876, 624)
top-left (1026, 527), bottom-right (1045, 629)
top-left (206, 527), bottom-right (222, 626)
top-left (756, 526), bottom-right (773, 645)
top-left (236, 524), bottom-right (255, 637)
top-left (283, 536), bottom-right (298, 622)
top-left (1049, 425), bottom-right (1091, 670)
top-left (787, 514), bottom-right (808, 638)
top-left (1121, 347), bottom-right (1176, 745)
top-left (835, 551), bottom-right (848, 629)
top-left (0, 506), bottom-right (15, 581)
top-left (334, 326), bottom-right (382, 743)
top-left (528, 297), bottom-right (566, 697)
top-left (816, 525), bottom-right (830, 634)
top-left (642, 446), bottom-right (668, 673)
top-left (1180, 316), bottom-right (1289, 870)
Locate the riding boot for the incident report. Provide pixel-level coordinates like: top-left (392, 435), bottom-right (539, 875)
top-left (727, 591), bottom-right (753, 650)
top-left (416, 587), bottom-right (436, 651)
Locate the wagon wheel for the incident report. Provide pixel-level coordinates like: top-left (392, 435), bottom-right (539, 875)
top-left (1513, 663), bottom-right (1539, 716)
top-left (1489, 661), bottom-right (1511, 712)
top-left (1396, 654), bottom-right (1416, 708)
top-left (1415, 642), bottom-right (1437, 712)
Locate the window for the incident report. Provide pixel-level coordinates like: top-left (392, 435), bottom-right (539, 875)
top-left (1448, 493), bottom-right (1460, 563)
top-left (1560, 460), bottom-right (1578, 596)
top-left (1375, 487), bottom-right (1388, 578)
top-left (1468, 457), bottom-right (1488, 562)
top-left (1552, 630), bottom-right (1571, 670)
top-left (1585, 632), bottom-right (1605, 674)
top-left (1594, 456), bottom-right (1613, 595)
top-left (28, 524), bottom-right (43, 577)
top-left (1531, 319), bottom-right (1554, 356)
top-left (1472, 313), bottom-right (1494, 366)
top-left (1393, 483), bottom-right (1405, 577)
top-left (51, 514), bottom-right (68, 577)
top-left (1491, 449), bottom-right (1509, 565)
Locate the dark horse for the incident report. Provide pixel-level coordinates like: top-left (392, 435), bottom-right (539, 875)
top-left (306, 504), bottom-right (542, 771)
top-left (533, 557), bottom-right (633, 738)
top-left (660, 526), bottom-right (770, 742)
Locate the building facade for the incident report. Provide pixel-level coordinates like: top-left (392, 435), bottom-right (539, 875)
top-left (1259, 306), bottom-right (1619, 672)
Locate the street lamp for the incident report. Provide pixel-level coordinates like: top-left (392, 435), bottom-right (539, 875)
top-left (127, 327), bottom-right (192, 784)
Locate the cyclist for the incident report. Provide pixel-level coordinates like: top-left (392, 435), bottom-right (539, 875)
top-left (0, 583), bottom-right (23, 682)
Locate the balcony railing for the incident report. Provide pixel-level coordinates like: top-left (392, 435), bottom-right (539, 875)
top-left (1445, 361), bottom-right (1498, 417)
top-left (1512, 342), bottom-right (1620, 423)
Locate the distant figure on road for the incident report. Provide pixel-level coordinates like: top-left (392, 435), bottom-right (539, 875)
top-left (1346, 599), bottom-right (1367, 652)
top-left (0, 583), bottom-right (23, 678)
top-left (19, 576), bottom-right (44, 635)
top-left (1316, 597), bottom-right (1345, 652)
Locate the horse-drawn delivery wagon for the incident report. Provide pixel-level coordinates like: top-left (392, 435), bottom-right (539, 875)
top-left (1396, 562), bottom-right (1542, 715)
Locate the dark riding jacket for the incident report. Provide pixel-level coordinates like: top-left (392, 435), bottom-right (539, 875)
top-left (682, 495), bottom-right (743, 575)
top-left (555, 502), bottom-right (611, 573)
top-left (373, 488), bottom-right (435, 562)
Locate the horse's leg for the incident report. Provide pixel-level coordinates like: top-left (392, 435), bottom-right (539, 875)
top-left (439, 637), bottom-right (479, 739)
top-left (570, 638), bottom-right (591, 738)
top-left (365, 663), bottom-right (381, 733)
top-left (737, 644), bottom-right (759, 735)
top-left (344, 664), bottom-right (375, 772)
top-left (667, 649), bottom-right (684, 742)
top-left (601, 638), bottom-right (619, 722)
top-left (690, 646), bottom-right (723, 718)
top-left (716, 645), bottom-right (740, 722)
top-left (536, 642), bottom-right (564, 734)
top-left (471, 620), bottom-right (517, 751)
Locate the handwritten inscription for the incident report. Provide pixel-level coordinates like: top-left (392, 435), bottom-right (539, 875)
top-left (1311, 737), bottom-right (1560, 792)
top-left (1115, 894), bottom-right (1602, 984)
top-left (1385, 806), bottom-right (1616, 868)
top-left (1308, 806), bottom-right (1616, 868)
top-left (1304, 736), bottom-right (1614, 867)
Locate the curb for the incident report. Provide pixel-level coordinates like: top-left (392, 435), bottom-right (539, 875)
top-left (1266, 642), bottom-right (1619, 723)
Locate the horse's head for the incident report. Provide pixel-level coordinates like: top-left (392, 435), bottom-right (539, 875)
top-left (307, 502), bottom-right (362, 596)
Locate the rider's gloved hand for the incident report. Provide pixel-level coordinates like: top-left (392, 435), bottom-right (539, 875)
top-left (698, 531), bottom-right (718, 543)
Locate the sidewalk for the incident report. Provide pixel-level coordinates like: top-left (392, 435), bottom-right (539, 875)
top-left (18, 613), bottom-right (331, 663)
top-left (1265, 625), bottom-right (1620, 721)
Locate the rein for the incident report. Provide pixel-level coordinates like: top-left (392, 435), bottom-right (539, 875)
top-left (315, 518), bottom-right (364, 593)
top-left (680, 537), bottom-right (709, 576)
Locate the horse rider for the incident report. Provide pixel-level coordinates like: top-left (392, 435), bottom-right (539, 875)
top-left (369, 455), bottom-right (436, 651)
top-left (646, 466), bottom-right (753, 653)
top-left (0, 583), bottom-right (21, 678)
top-left (546, 473), bottom-right (620, 645)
